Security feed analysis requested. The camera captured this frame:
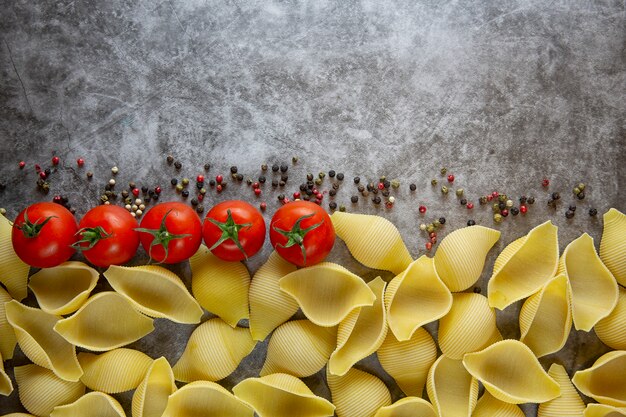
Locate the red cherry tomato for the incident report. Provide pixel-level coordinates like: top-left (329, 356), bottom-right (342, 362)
top-left (74, 205), bottom-right (140, 267)
top-left (269, 200), bottom-right (335, 267)
top-left (11, 202), bottom-right (78, 268)
top-left (203, 200), bottom-right (266, 262)
top-left (136, 202), bottom-right (202, 264)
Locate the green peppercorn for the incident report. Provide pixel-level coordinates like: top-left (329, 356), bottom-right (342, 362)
top-left (479, 196), bottom-right (488, 205)
top-left (573, 187), bottom-right (581, 195)
top-left (433, 220), bottom-right (441, 228)
top-left (456, 188), bottom-right (464, 197)
top-left (494, 213), bottom-right (503, 223)
top-left (200, 188), bottom-right (206, 195)
top-left (176, 184), bottom-right (184, 192)
top-left (440, 167), bottom-right (447, 175)
top-left (441, 186), bottom-right (449, 194)
top-left (339, 205), bottom-right (346, 212)
top-left (318, 172), bottom-right (326, 179)
top-left (391, 179), bottom-right (400, 189)
top-left (578, 183), bottom-right (585, 191)
top-left (427, 224), bottom-right (435, 233)
top-left (315, 178), bottom-right (322, 185)
top-left (498, 194), bottom-right (507, 202)
top-left (493, 203), bottom-right (501, 213)
top-left (182, 178), bottom-right (189, 186)
top-left (292, 156), bottom-right (298, 164)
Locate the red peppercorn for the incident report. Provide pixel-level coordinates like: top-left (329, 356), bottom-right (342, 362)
top-left (385, 201), bottom-right (393, 209)
top-left (283, 198), bottom-right (290, 205)
top-left (419, 205), bottom-right (427, 214)
top-left (198, 194), bottom-right (204, 201)
top-left (260, 202), bottom-right (267, 211)
top-left (18, 161), bottom-right (26, 169)
top-left (39, 171), bottom-right (47, 179)
top-left (216, 184), bottom-right (223, 193)
top-left (293, 191), bottom-right (301, 199)
top-left (52, 195), bottom-right (62, 204)
top-left (254, 188), bottom-right (262, 196)
top-left (252, 182), bottom-right (260, 189)
top-left (196, 175), bottom-right (204, 183)
top-left (377, 182), bottom-right (385, 190)
top-left (447, 174), bottom-right (455, 183)
top-left (467, 202), bottom-right (474, 209)
top-left (425, 242), bottom-right (433, 250)
top-left (520, 205), bottom-right (528, 214)
top-left (216, 175), bottom-right (223, 184)
top-left (35, 164), bottom-right (41, 172)
top-left (314, 198), bottom-right (321, 205)
top-left (542, 178), bottom-right (550, 187)
top-left (430, 236), bottom-right (437, 244)
top-left (154, 186), bottom-right (162, 194)
top-left (77, 158), bottom-right (85, 167)
top-left (492, 191), bottom-right (499, 198)
top-left (501, 209), bottom-right (509, 217)
top-left (312, 188), bottom-right (319, 195)
top-left (487, 195), bottom-right (493, 202)
top-left (132, 188), bottom-right (140, 197)
top-left (429, 232), bottom-right (436, 238)
top-left (316, 192), bottom-right (323, 200)
top-left (52, 156), bottom-right (60, 165)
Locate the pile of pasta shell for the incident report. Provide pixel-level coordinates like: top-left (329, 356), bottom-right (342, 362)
top-left (0, 208), bottom-right (625, 417)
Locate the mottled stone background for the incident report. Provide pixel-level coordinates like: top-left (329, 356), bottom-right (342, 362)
top-left (0, 0), bottom-right (624, 415)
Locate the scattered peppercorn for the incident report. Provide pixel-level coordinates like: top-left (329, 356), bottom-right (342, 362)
top-left (431, 179), bottom-right (437, 186)
top-left (328, 170), bottom-right (336, 178)
top-left (551, 192), bottom-right (560, 200)
top-left (456, 188), bottom-right (464, 197)
top-left (260, 202), bottom-right (267, 211)
top-left (568, 204), bottom-right (576, 212)
top-left (391, 179), bottom-right (400, 189)
top-left (498, 202), bottom-right (506, 210)
top-left (577, 191), bottom-right (585, 200)
top-left (511, 207), bottom-right (520, 216)
top-left (419, 205), bottom-right (426, 214)
top-left (336, 173), bottom-right (344, 181)
top-left (230, 166), bottom-right (238, 174)
top-left (372, 196), bottom-right (381, 205)
top-left (460, 198), bottom-right (467, 206)
top-left (467, 220), bottom-right (476, 226)
top-left (329, 201), bottom-right (337, 210)
top-left (447, 174), bottom-right (455, 183)
top-left (339, 205), bottom-right (346, 212)
top-left (520, 205), bottom-right (528, 214)
top-left (196, 205), bottom-right (204, 214)
top-left (479, 196), bottom-right (488, 205)
top-left (86, 171), bottom-right (93, 179)
top-left (171, 178), bottom-right (178, 186)
top-left (519, 196), bottom-right (527, 204)
top-left (190, 198), bottom-right (198, 206)
top-left (439, 217), bottom-right (446, 225)
top-left (589, 208), bottom-right (597, 216)
top-left (542, 178), bottom-right (550, 187)
top-left (181, 190), bottom-right (189, 198)
top-left (441, 186), bottom-right (449, 194)
top-left (527, 196), bottom-right (535, 204)
top-left (494, 213), bottom-right (503, 223)
top-left (77, 158), bottom-right (85, 167)
top-left (279, 163), bottom-right (288, 173)
top-left (52, 156), bottom-right (60, 165)
top-left (204, 163), bottom-right (211, 171)
top-left (440, 167), bottom-right (447, 175)
top-left (174, 161), bottom-right (182, 170)
top-left (19, 161), bottom-right (26, 169)
top-left (353, 176), bottom-right (360, 184)
top-left (351, 196), bottom-right (358, 203)
top-left (409, 183), bottom-right (417, 191)
top-left (501, 209), bottom-right (509, 217)
top-left (167, 155), bottom-right (174, 164)
top-left (272, 164), bottom-right (279, 172)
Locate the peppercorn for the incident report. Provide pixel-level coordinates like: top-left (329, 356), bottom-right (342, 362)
top-left (170, 178), bottom-right (178, 186)
top-left (327, 201), bottom-right (337, 211)
top-left (410, 183), bottom-right (417, 191)
top-left (440, 167), bottom-right (447, 175)
top-left (456, 188), bottom-right (464, 197)
top-left (505, 199), bottom-right (513, 208)
top-left (519, 196), bottom-right (527, 204)
top-left (279, 163), bottom-right (287, 173)
top-left (271, 180), bottom-right (278, 187)
top-left (527, 196), bottom-right (535, 204)
top-left (439, 217), bottom-right (446, 225)
top-left (257, 175), bottom-right (266, 184)
top-left (577, 191), bottom-right (585, 200)
top-left (199, 188), bottom-right (206, 195)
top-left (329, 189), bottom-right (337, 197)
top-left (494, 213), bottom-right (503, 223)
top-left (498, 202), bottom-right (506, 210)
top-left (353, 176), bottom-right (360, 184)
top-left (460, 198), bottom-right (467, 206)
top-left (573, 187), bottom-right (581, 195)
top-left (216, 184), bottom-right (223, 192)
top-left (419, 205), bottom-right (426, 214)
top-left (569, 205), bottom-right (577, 212)
top-left (565, 210), bottom-right (575, 219)
top-left (361, 190), bottom-right (369, 197)
top-left (229, 166), bottom-right (237, 174)
top-left (548, 199), bottom-right (556, 208)
top-left (196, 205), bottom-right (204, 214)
top-left (426, 224), bottom-right (435, 233)
top-left (329, 170), bottom-right (336, 178)
top-left (498, 194), bottom-right (507, 203)
top-left (479, 196), bottom-right (488, 205)
top-left (520, 205), bottom-right (528, 214)
top-left (551, 192), bottom-right (560, 200)
top-left (167, 155), bottom-right (174, 164)
top-left (351, 196), bottom-right (358, 203)
top-left (260, 202), bottom-right (267, 211)
top-left (86, 171), bottom-right (93, 179)
top-left (181, 190), bottom-right (189, 198)
top-left (501, 209), bottom-right (509, 217)
top-left (441, 186), bottom-right (449, 194)
top-left (336, 173), bottom-right (344, 181)
top-left (372, 196), bottom-right (381, 205)
top-left (281, 174), bottom-right (288, 182)
top-left (383, 180), bottom-right (390, 189)
top-left (542, 178), bottom-right (550, 187)
top-left (511, 207), bottom-right (520, 216)
top-left (589, 208), bottom-right (597, 216)
top-left (431, 179), bottom-right (437, 186)
top-left (473, 287), bottom-right (481, 293)
top-left (104, 190), bottom-right (112, 197)
top-left (356, 185), bottom-right (364, 193)
top-left (447, 174), bottom-right (455, 183)
top-left (204, 163), bottom-right (211, 171)
top-left (208, 179), bottom-right (215, 187)
top-left (391, 179), bottom-right (400, 189)
top-left (314, 178), bottom-right (322, 186)
top-left (339, 205), bottom-right (346, 212)
top-left (467, 220), bottom-right (476, 226)
top-left (174, 161), bottom-right (182, 170)
top-left (292, 156), bottom-right (298, 164)
top-left (190, 198), bottom-right (198, 206)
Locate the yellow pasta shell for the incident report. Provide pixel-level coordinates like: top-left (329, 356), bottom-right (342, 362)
top-left (329, 277), bottom-right (387, 376)
top-left (331, 211), bottom-right (413, 274)
top-left (473, 391), bottom-right (525, 417)
top-left (572, 350), bottom-right (626, 407)
top-left (5, 300), bottom-right (82, 382)
top-left (0, 286), bottom-right (17, 360)
top-left (519, 274), bottom-right (572, 357)
top-left (1, 414), bottom-right (37, 416)
top-left (385, 256), bottom-right (452, 341)
top-left (233, 373), bottom-right (335, 417)
top-left (0, 214), bottom-right (30, 301)
top-left (537, 363), bottom-right (585, 417)
top-left (373, 397), bottom-right (436, 417)
top-left (29, 261), bottom-right (99, 315)
top-left (104, 264), bottom-right (203, 324)
top-left (599, 208), bottom-right (626, 286)
top-left (584, 404), bottom-right (626, 417)
top-left (14, 364), bottom-right (85, 417)
top-left (261, 319), bottom-right (337, 378)
top-left (462, 339), bottom-right (560, 404)
top-left (54, 291), bottom-right (155, 351)
top-left (433, 225), bottom-right (501, 292)
top-left (172, 318), bottom-right (256, 383)
top-left (327, 367), bottom-right (391, 417)
top-left (50, 391), bottom-right (125, 417)
top-left (0, 350), bottom-right (13, 396)
top-left (190, 245), bottom-right (250, 327)
top-left (377, 327), bottom-right (436, 397)
top-left (249, 251), bottom-right (298, 341)
top-left (595, 287), bottom-right (626, 350)
top-left (438, 293), bottom-right (502, 360)
top-left (78, 348), bottom-right (153, 393)
top-left (162, 380), bottom-right (253, 417)
top-left (488, 221), bottom-right (559, 310)
top-left (132, 356), bottom-right (176, 417)
top-left (558, 233), bottom-right (619, 331)
top-left (426, 355), bottom-right (478, 417)
top-left (279, 262), bottom-right (376, 327)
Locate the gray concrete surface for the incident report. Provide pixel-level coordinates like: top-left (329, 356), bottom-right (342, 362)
top-left (1, 0), bottom-right (625, 415)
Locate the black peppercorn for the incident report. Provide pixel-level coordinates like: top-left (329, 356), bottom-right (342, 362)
top-left (196, 204), bottom-right (204, 214)
top-left (351, 196), bottom-right (358, 203)
top-left (174, 161), bottom-right (182, 170)
top-left (281, 174), bottom-right (288, 182)
top-left (336, 173), bottom-right (344, 181)
top-left (302, 195), bottom-right (310, 201)
top-left (272, 180), bottom-right (278, 188)
top-left (383, 180), bottom-right (390, 189)
top-left (272, 164), bottom-right (279, 172)
top-left (329, 189), bottom-right (337, 197)
top-left (589, 208), bottom-right (598, 216)
top-left (196, 182), bottom-right (203, 190)
top-left (104, 184), bottom-right (112, 191)
top-left (526, 196), bottom-right (535, 204)
top-left (519, 196), bottom-right (527, 204)
top-left (209, 179), bottom-right (216, 186)
top-left (328, 170), bottom-right (336, 178)
top-left (329, 201), bottom-right (337, 210)
top-left (305, 188), bottom-right (313, 196)
top-left (148, 189), bottom-right (154, 196)
top-left (382, 190), bottom-right (390, 197)
top-left (565, 210), bottom-right (575, 219)
top-left (577, 191), bottom-right (585, 200)
top-left (259, 176), bottom-right (266, 184)
top-left (204, 163), bottom-right (210, 171)
top-left (357, 185), bottom-right (364, 193)
top-left (121, 190), bottom-right (129, 198)
top-left (467, 220), bottom-right (476, 226)
top-left (279, 180), bottom-right (285, 187)
top-left (332, 183), bottom-right (340, 190)
top-left (181, 190), bottom-right (189, 198)
top-left (277, 194), bottom-right (285, 201)
top-left (511, 207), bottom-right (520, 215)
top-left (569, 205), bottom-right (577, 212)
top-left (140, 186), bottom-right (147, 194)
top-left (473, 287), bottom-right (481, 294)
top-left (171, 178), bottom-right (178, 186)
top-left (230, 166), bottom-right (238, 174)
top-left (191, 198), bottom-right (198, 206)
top-left (306, 173), bottom-right (313, 181)
top-left (354, 176), bottom-right (360, 184)
top-left (44, 168), bottom-right (51, 176)
top-left (409, 183), bottom-right (417, 191)
top-left (280, 163), bottom-right (288, 173)
top-left (499, 202), bottom-right (506, 210)
top-left (551, 192), bottom-right (560, 200)
top-left (299, 183), bottom-right (306, 191)
top-left (372, 196), bottom-right (381, 204)
top-left (460, 198), bottom-right (467, 206)
top-left (167, 155), bottom-right (174, 164)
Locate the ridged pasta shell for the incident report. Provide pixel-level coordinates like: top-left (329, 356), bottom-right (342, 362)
top-left (327, 367), bottom-right (391, 417)
top-left (78, 348), bottom-right (153, 393)
top-left (519, 274), bottom-right (572, 357)
top-left (29, 261), bottom-right (99, 315)
top-left (599, 208), bottom-right (626, 286)
top-left (426, 355), bottom-right (478, 417)
top-left (0, 351), bottom-right (13, 396)
top-left (558, 233), bottom-right (619, 331)
top-left (572, 350), bottom-right (626, 407)
top-left (54, 292), bottom-right (154, 351)
top-left (331, 211), bottom-right (413, 274)
top-left (50, 391), bottom-right (125, 417)
top-left (132, 356), bottom-right (176, 417)
top-left (377, 327), bottom-right (436, 397)
top-left (14, 364), bottom-right (85, 417)
top-left (473, 391), bottom-right (525, 417)
top-left (162, 380), bottom-right (254, 417)
top-left (328, 277), bottom-right (388, 376)
top-left (5, 300), bottom-right (82, 382)
top-left (0, 413), bottom-right (36, 416)
top-left (190, 245), bottom-right (250, 327)
top-left (172, 318), bottom-right (256, 383)
top-left (104, 264), bottom-right (203, 324)
top-left (537, 363), bottom-right (585, 417)
top-left (595, 287), bottom-right (626, 350)
top-left (0, 214), bottom-right (30, 301)
top-left (433, 225), bottom-right (500, 292)
top-left (438, 293), bottom-right (502, 360)
top-left (233, 373), bottom-right (335, 417)
top-left (249, 251), bottom-right (298, 341)
top-left (385, 256), bottom-right (452, 341)
top-left (488, 221), bottom-right (559, 310)
top-left (584, 404), bottom-right (626, 417)
top-left (373, 397), bottom-right (436, 417)
top-left (0, 286), bottom-right (16, 360)
top-left (462, 339), bottom-right (560, 404)
top-left (279, 262), bottom-right (376, 327)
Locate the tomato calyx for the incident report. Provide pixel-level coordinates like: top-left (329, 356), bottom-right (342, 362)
top-left (14, 210), bottom-right (56, 238)
top-left (71, 226), bottom-right (112, 251)
top-left (272, 212), bottom-right (323, 266)
top-left (206, 209), bottom-right (252, 260)
top-left (135, 210), bottom-right (191, 263)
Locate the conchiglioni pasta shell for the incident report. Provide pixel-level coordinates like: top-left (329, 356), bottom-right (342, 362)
top-left (328, 277), bottom-right (387, 376)
top-left (279, 262), bottom-right (375, 327)
top-left (261, 320), bottom-right (337, 378)
top-left (0, 286), bottom-right (16, 360)
top-left (0, 351), bottom-right (13, 396)
top-left (14, 364), bottom-right (85, 417)
top-left (433, 225), bottom-right (500, 292)
top-left (377, 327), bottom-right (436, 397)
top-left (584, 404), bottom-right (626, 417)
top-left (104, 264), bottom-right (203, 324)
top-left (473, 391), bottom-right (525, 417)
top-left (0, 214), bottom-right (30, 301)
top-left (327, 367), bottom-right (391, 417)
top-left (519, 274), bottom-right (572, 357)
top-left (558, 233), bottom-right (619, 331)
top-left (172, 318), bottom-right (256, 383)
top-left (190, 245), bottom-right (250, 327)
top-left (330, 211), bottom-right (413, 274)
top-left (438, 293), bottom-right (502, 360)
top-left (5, 300), bottom-right (82, 382)
top-left (29, 261), bottom-right (99, 315)
top-left (132, 356), bottom-right (176, 417)
top-left (54, 291), bottom-right (154, 351)
top-left (50, 391), bottom-right (125, 417)
top-left (426, 355), bottom-right (478, 417)
top-left (162, 380), bottom-right (253, 417)
top-left (462, 339), bottom-right (560, 404)
top-left (385, 256), bottom-right (452, 341)
top-left (599, 208), bottom-right (626, 286)
top-left (537, 363), bottom-right (585, 417)
top-left (572, 350), bottom-right (626, 407)
top-left (488, 221), bottom-right (559, 310)
top-left (595, 287), bottom-right (626, 350)
top-left (78, 348), bottom-right (153, 393)
top-left (249, 251), bottom-right (298, 341)
top-left (373, 397), bottom-right (436, 417)
top-left (233, 373), bottom-right (335, 417)
top-left (1, 413), bottom-right (37, 416)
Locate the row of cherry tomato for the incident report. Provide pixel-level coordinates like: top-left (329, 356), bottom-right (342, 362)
top-left (10, 200), bottom-right (336, 269)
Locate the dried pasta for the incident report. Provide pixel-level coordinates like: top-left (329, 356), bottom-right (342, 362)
top-left (473, 391), bottom-right (525, 417)
top-left (327, 367), bottom-right (391, 417)
top-left (584, 404), bottom-right (626, 417)
top-left (599, 208), bottom-right (626, 286)
top-left (0, 351), bottom-right (13, 396)
top-left (78, 348), bottom-right (153, 393)
top-left (572, 350), bottom-right (626, 407)
top-left (373, 397), bottom-right (436, 417)
top-left (426, 355), bottom-right (478, 417)
top-left (0, 213), bottom-right (30, 301)
top-left (50, 391), bottom-right (125, 417)
top-left (162, 380), bottom-right (253, 417)
top-left (0, 286), bottom-right (16, 360)
top-left (132, 356), bottom-right (176, 417)
top-left (595, 286), bottom-right (626, 350)
top-left (537, 363), bottom-right (585, 417)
